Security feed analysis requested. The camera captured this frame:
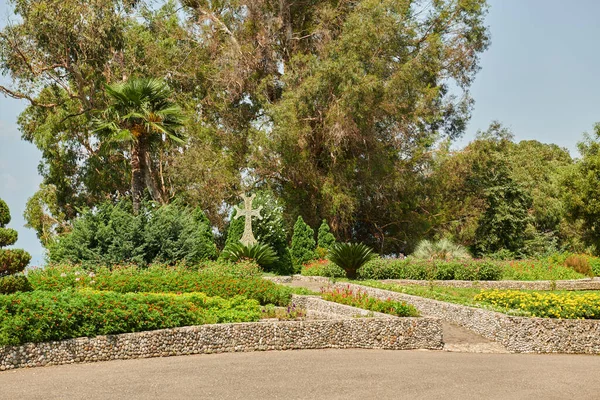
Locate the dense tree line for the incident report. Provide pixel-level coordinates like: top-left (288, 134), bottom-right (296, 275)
top-left (2, 0), bottom-right (600, 257)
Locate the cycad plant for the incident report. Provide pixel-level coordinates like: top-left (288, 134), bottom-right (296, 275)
top-left (221, 242), bottom-right (279, 268)
top-left (412, 239), bottom-right (471, 261)
top-left (94, 78), bottom-right (186, 213)
top-left (328, 243), bottom-right (376, 279)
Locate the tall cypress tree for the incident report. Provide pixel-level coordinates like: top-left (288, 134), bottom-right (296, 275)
top-left (291, 216), bottom-right (317, 267)
top-left (317, 219), bottom-right (336, 250)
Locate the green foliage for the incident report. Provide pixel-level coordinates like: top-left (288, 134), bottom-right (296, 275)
top-left (498, 260), bottom-right (586, 281)
top-left (0, 228), bottom-right (18, 248)
top-left (28, 264), bottom-right (292, 306)
top-left (47, 201), bottom-right (216, 267)
top-left (222, 191), bottom-right (293, 275)
top-left (328, 243), bottom-right (376, 279)
top-left (0, 275), bottom-right (32, 295)
top-left (220, 243), bottom-right (279, 268)
top-left (0, 199), bottom-right (31, 294)
top-left (300, 259), bottom-right (346, 278)
top-left (197, 261), bottom-right (263, 280)
top-left (357, 259), bottom-right (502, 281)
top-left (94, 77), bottom-right (186, 212)
top-left (0, 199), bottom-right (10, 226)
top-left (472, 181), bottom-right (533, 256)
top-left (264, 0), bottom-right (490, 248)
top-left (321, 286), bottom-right (419, 317)
top-left (0, 290), bottom-right (261, 346)
top-left (291, 216), bottom-right (317, 267)
top-left (317, 220), bottom-right (336, 250)
top-left (564, 126), bottom-right (600, 254)
top-left (412, 239), bottom-right (471, 261)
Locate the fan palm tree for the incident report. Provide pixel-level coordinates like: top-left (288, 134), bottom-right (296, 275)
top-left (94, 78), bottom-right (186, 213)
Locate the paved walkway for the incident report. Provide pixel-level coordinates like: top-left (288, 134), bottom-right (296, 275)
top-left (2, 349), bottom-right (599, 399)
top-left (283, 279), bottom-right (509, 353)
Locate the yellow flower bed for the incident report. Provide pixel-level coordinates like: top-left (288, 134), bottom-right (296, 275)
top-left (474, 290), bottom-right (600, 319)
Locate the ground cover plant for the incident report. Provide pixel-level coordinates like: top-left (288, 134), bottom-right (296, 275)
top-left (320, 286), bottom-right (419, 317)
top-left (27, 264), bottom-right (292, 306)
top-left (359, 281), bottom-right (600, 319)
top-left (0, 289), bottom-right (261, 346)
top-left (474, 290), bottom-right (600, 319)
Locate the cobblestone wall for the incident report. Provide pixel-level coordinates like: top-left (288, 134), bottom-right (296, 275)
top-left (334, 282), bottom-right (600, 354)
top-left (0, 296), bottom-right (442, 371)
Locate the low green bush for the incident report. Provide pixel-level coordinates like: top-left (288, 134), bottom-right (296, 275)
top-left (47, 201), bottom-right (217, 267)
top-left (499, 260), bottom-right (584, 281)
top-left (321, 286), bottom-right (419, 317)
top-left (27, 264), bottom-right (292, 306)
top-left (357, 259), bottom-right (503, 281)
top-left (300, 259), bottom-right (345, 278)
top-left (0, 289), bottom-right (261, 346)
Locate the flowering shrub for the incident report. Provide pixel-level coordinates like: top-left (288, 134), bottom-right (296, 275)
top-left (300, 259), bottom-right (345, 278)
top-left (320, 286), bottom-right (419, 317)
top-left (0, 289), bottom-right (261, 346)
top-left (474, 290), bottom-right (600, 319)
top-left (27, 264), bottom-right (292, 306)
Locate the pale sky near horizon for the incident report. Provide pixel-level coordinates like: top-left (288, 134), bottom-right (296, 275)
top-left (1, 0), bottom-right (600, 265)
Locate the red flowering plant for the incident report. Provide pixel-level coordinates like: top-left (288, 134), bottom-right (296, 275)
top-left (320, 285), bottom-right (419, 317)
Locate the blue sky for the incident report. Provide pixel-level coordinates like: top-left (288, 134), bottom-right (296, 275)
top-left (1, 0), bottom-right (600, 265)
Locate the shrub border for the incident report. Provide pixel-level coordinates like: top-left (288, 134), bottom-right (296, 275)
top-left (379, 277), bottom-right (600, 291)
top-left (0, 295), bottom-right (442, 371)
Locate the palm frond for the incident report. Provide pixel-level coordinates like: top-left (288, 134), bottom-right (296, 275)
top-left (328, 243), bottom-right (376, 279)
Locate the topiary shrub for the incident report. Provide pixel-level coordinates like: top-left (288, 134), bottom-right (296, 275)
top-left (291, 216), bottom-right (317, 268)
top-left (328, 242), bottom-right (376, 280)
top-left (317, 219), bottom-right (336, 250)
top-left (0, 199), bottom-right (32, 294)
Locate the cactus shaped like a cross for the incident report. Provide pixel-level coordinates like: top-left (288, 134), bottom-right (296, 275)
top-left (233, 194), bottom-right (263, 246)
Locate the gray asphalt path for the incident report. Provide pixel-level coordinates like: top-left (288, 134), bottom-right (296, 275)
top-left (2, 349), bottom-right (599, 399)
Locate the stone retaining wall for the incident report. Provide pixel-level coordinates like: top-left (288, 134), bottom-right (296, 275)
top-left (334, 282), bottom-right (600, 354)
top-left (0, 296), bottom-right (442, 371)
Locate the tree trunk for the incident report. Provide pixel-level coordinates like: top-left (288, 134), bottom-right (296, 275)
top-left (131, 140), bottom-right (144, 214)
top-left (142, 148), bottom-right (166, 204)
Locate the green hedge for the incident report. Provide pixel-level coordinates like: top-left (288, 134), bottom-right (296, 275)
top-left (357, 258), bottom-right (503, 281)
top-left (0, 289), bottom-right (261, 346)
top-left (27, 264), bottom-right (292, 306)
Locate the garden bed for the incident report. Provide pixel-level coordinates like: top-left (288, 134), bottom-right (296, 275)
top-left (0, 294), bottom-right (442, 371)
top-left (333, 282), bottom-right (600, 354)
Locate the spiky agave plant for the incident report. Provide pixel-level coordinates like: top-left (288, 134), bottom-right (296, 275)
top-left (221, 242), bottom-right (279, 268)
top-left (328, 243), bottom-right (376, 280)
top-left (412, 238), bottom-right (471, 261)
